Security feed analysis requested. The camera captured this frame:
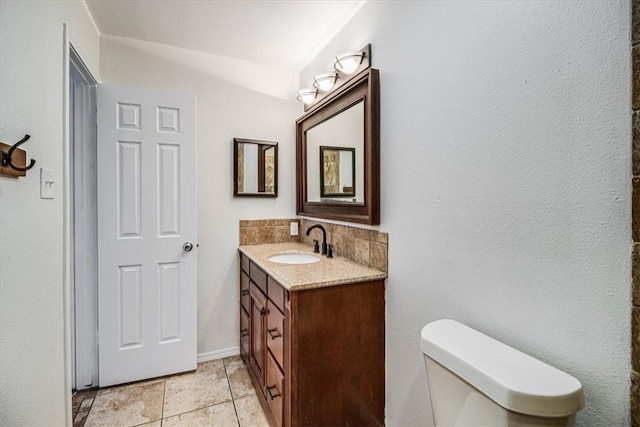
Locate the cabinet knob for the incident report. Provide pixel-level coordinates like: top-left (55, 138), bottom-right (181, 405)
top-left (240, 329), bottom-right (249, 337)
top-left (267, 328), bottom-right (281, 340)
top-left (260, 307), bottom-right (266, 315)
top-left (266, 385), bottom-right (281, 400)
top-left (242, 289), bottom-right (249, 296)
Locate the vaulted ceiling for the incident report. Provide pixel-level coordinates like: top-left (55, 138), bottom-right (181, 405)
top-left (86, 0), bottom-right (365, 73)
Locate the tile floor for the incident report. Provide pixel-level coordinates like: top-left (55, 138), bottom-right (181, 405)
top-left (72, 355), bottom-right (270, 427)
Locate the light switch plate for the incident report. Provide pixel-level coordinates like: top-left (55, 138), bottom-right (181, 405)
top-left (290, 221), bottom-right (299, 236)
top-left (40, 168), bottom-right (55, 199)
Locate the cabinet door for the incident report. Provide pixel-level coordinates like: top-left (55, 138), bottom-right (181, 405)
top-left (266, 350), bottom-right (284, 427)
top-left (266, 301), bottom-right (284, 370)
top-left (241, 271), bottom-right (250, 313)
top-left (240, 307), bottom-right (249, 363)
top-left (250, 283), bottom-right (267, 387)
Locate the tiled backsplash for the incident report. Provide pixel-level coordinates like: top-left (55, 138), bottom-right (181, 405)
top-left (299, 219), bottom-right (388, 273)
top-left (239, 219), bottom-right (300, 245)
top-left (238, 218), bottom-right (389, 273)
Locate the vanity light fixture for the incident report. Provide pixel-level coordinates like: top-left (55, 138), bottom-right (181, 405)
top-left (334, 51), bottom-right (365, 75)
top-left (296, 87), bottom-right (318, 104)
top-left (296, 44), bottom-right (371, 109)
top-left (313, 72), bottom-right (338, 92)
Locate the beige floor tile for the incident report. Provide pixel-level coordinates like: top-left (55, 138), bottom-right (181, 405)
top-left (137, 422), bottom-right (161, 427)
top-left (163, 367), bottom-right (232, 418)
top-left (96, 378), bottom-right (164, 397)
top-left (223, 355), bottom-right (244, 368)
top-left (234, 394), bottom-right (270, 427)
top-left (84, 380), bottom-right (164, 427)
top-left (226, 363), bottom-right (255, 399)
top-left (163, 402), bottom-right (239, 427)
top-left (79, 397), bottom-right (94, 412)
top-left (72, 392), bottom-right (84, 413)
top-left (196, 358), bottom-right (225, 374)
top-left (73, 410), bottom-right (89, 427)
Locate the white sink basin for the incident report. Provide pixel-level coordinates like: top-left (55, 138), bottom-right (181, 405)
top-left (268, 253), bottom-right (321, 265)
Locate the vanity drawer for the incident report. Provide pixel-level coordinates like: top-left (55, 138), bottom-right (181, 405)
top-left (267, 300), bottom-right (284, 370)
top-left (240, 306), bottom-right (249, 363)
top-left (268, 276), bottom-right (286, 313)
top-left (241, 253), bottom-right (250, 274)
top-left (265, 350), bottom-right (284, 427)
top-left (240, 271), bottom-right (250, 313)
top-left (250, 261), bottom-right (267, 294)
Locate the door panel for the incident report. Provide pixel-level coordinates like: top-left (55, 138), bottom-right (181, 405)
top-left (250, 283), bottom-right (267, 387)
top-left (97, 84), bottom-right (196, 387)
top-left (117, 141), bottom-right (142, 238)
top-left (118, 264), bottom-right (143, 348)
top-left (157, 144), bottom-right (180, 236)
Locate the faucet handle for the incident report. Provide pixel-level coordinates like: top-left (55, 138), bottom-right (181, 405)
top-left (327, 244), bottom-right (333, 258)
top-left (313, 239), bottom-right (320, 253)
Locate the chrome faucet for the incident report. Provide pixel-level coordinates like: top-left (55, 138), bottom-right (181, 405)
top-left (306, 224), bottom-right (327, 255)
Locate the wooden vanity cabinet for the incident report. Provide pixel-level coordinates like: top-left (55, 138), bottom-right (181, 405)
top-left (239, 252), bottom-right (385, 427)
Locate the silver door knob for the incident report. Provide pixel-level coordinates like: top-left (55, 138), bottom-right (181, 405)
top-left (183, 242), bottom-right (194, 252)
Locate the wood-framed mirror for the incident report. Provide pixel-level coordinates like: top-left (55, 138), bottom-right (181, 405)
top-left (234, 138), bottom-right (278, 197)
top-left (296, 68), bottom-right (380, 224)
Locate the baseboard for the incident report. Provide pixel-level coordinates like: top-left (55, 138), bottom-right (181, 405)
top-left (197, 347), bottom-right (240, 363)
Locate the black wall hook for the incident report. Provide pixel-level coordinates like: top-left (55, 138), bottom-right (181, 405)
top-left (1, 134), bottom-right (36, 172)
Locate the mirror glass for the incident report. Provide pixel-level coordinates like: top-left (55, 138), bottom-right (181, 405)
top-left (320, 146), bottom-right (356, 198)
top-left (306, 101), bottom-right (363, 202)
top-left (296, 68), bottom-right (379, 224)
top-left (234, 138), bottom-right (277, 197)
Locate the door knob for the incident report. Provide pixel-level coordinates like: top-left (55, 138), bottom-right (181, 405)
top-left (183, 242), bottom-right (194, 252)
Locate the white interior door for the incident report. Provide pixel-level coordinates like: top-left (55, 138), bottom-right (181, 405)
top-left (97, 84), bottom-right (197, 387)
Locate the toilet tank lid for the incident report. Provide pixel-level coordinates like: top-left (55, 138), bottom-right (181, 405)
top-left (420, 319), bottom-right (584, 418)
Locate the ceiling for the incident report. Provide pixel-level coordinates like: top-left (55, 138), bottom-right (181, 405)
top-left (85, 0), bottom-right (366, 73)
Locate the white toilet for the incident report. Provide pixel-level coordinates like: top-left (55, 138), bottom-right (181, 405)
top-left (421, 319), bottom-right (584, 426)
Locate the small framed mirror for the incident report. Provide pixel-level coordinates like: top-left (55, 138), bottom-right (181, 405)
top-left (320, 146), bottom-right (355, 198)
top-left (234, 138), bottom-right (278, 197)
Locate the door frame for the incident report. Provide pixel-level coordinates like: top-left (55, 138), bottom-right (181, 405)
top-left (62, 23), bottom-right (101, 426)
top-left (69, 44), bottom-right (98, 390)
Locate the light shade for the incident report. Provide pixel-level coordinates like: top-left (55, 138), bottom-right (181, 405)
top-left (296, 88), bottom-right (317, 104)
top-left (334, 51), bottom-right (365, 74)
top-left (313, 72), bottom-right (337, 92)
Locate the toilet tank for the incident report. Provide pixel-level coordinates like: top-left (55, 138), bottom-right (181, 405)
top-left (421, 320), bottom-right (584, 427)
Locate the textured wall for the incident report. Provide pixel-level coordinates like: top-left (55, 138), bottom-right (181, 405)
top-left (0, 1), bottom-right (100, 426)
top-left (632, 1), bottom-right (639, 425)
top-left (300, 1), bottom-right (631, 425)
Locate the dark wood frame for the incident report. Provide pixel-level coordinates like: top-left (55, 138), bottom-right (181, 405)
top-left (319, 145), bottom-right (356, 198)
top-left (296, 68), bottom-right (380, 224)
top-left (234, 138), bottom-right (278, 197)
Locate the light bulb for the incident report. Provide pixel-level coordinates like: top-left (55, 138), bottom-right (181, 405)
top-left (313, 73), bottom-right (337, 92)
top-left (334, 52), bottom-right (364, 75)
top-left (296, 88), bottom-right (317, 104)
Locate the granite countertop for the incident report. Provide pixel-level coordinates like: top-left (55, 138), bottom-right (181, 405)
top-left (238, 242), bottom-right (387, 291)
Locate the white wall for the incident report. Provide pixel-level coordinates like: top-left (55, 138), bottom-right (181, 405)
top-left (100, 38), bottom-right (299, 359)
top-left (0, 1), bottom-right (100, 426)
top-left (300, 1), bottom-right (631, 425)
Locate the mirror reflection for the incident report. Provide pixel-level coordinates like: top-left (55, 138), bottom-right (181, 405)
top-left (306, 100), bottom-right (364, 203)
top-left (320, 146), bottom-right (355, 198)
top-left (234, 138), bottom-right (277, 197)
